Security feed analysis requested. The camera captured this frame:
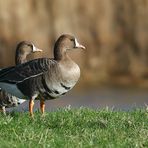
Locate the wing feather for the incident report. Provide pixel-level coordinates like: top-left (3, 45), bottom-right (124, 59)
top-left (0, 58), bottom-right (57, 84)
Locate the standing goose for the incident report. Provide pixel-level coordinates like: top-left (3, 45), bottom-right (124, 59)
top-left (0, 41), bottom-right (42, 114)
top-left (0, 34), bottom-right (85, 117)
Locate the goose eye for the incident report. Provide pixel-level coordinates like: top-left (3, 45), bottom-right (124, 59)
top-left (70, 39), bottom-right (74, 41)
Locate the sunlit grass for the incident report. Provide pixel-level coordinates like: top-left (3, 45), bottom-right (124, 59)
top-left (0, 107), bottom-right (147, 148)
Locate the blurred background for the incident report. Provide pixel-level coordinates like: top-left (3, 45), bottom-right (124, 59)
top-left (0, 0), bottom-right (148, 111)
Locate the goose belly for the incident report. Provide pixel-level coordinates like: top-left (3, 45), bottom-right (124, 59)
top-left (44, 78), bottom-right (76, 98)
top-left (43, 63), bottom-right (80, 98)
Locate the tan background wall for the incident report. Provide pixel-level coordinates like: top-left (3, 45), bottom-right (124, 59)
top-left (0, 0), bottom-right (148, 88)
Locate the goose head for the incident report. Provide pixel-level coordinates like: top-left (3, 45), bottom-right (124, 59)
top-left (15, 41), bottom-right (42, 65)
top-left (54, 34), bottom-right (85, 61)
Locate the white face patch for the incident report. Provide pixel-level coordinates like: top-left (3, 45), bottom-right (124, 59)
top-left (32, 44), bottom-right (36, 52)
top-left (32, 44), bottom-right (43, 52)
top-left (74, 38), bottom-right (80, 47)
top-left (74, 38), bottom-right (85, 49)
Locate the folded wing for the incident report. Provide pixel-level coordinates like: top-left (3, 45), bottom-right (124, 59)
top-left (0, 58), bottom-right (53, 84)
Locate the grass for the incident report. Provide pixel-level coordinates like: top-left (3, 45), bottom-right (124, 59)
top-left (0, 107), bottom-right (147, 148)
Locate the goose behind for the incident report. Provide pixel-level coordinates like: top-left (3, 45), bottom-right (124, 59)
top-left (0, 41), bottom-right (42, 114)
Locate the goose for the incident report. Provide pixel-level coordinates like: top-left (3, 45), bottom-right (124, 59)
top-left (0, 34), bottom-right (85, 117)
top-left (0, 41), bottom-right (42, 114)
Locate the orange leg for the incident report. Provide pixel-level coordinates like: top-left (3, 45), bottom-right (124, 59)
top-left (29, 100), bottom-right (34, 117)
top-left (40, 99), bottom-right (45, 115)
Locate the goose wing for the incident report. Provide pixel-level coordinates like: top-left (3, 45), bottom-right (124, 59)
top-left (0, 66), bottom-right (15, 77)
top-left (0, 58), bottom-right (56, 84)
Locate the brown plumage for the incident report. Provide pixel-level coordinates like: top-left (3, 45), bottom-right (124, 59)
top-left (15, 41), bottom-right (42, 65)
top-left (0, 34), bottom-right (85, 117)
top-left (0, 41), bottom-right (42, 114)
